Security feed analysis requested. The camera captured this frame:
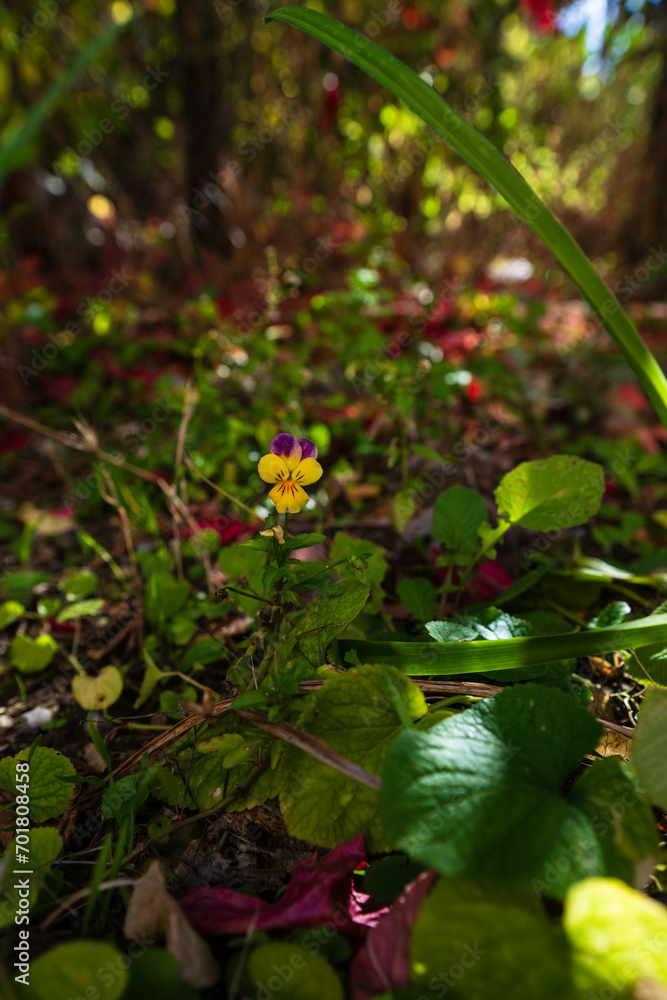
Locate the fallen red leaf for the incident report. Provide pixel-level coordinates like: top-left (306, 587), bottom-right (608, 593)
top-left (177, 834), bottom-right (372, 937)
top-left (350, 870), bottom-right (438, 1000)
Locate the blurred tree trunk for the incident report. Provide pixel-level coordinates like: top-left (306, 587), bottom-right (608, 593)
top-left (175, 0), bottom-right (229, 252)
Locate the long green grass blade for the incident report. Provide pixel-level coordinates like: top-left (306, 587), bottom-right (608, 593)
top-left (0, 21), bottom-right (126, 184)
top-left (265, 7), bottom-right (667, 429)
top-left (338, 612), bottom-right (667, 675)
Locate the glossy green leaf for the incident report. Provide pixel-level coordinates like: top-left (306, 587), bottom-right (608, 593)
top-left (495, 456), bottom-right (604, 531)
top-left (381, 684), bottom-right (607, 898)
top-left (265, 7), bottom-right (667, 430)
top-left (338, 611), bottom-right (667, 675)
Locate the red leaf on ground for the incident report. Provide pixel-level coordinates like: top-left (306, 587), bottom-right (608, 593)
top-left (475, 560), bottom-right (514, 599)
top-left (349, 870), bottom-right (438, 1000)
top-left (177, 834), bottom-right (370, 936)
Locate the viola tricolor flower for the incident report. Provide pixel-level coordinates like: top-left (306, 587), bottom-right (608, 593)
top-left (258, 434), bottom-right (323, 514)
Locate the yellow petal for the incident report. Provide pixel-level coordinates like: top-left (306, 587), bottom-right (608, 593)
top-left (292, 457), bottom-right (323, 486)
top-left (258, 454), bottom-right (289, 483)
top-left (268, 481), bottom-right (310, 514)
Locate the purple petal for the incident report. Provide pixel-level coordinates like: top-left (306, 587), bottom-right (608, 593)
top-left (298, 437), bottom-right (318, 460)
top-left (270, 434), bottom-right (300, 459)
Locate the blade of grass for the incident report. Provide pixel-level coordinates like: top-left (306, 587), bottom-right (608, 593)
top-left (265, 7), bottom-right (667, 430)
top-left (338, 612), bottom-right (667, 675)
top-left (0, 20), bottom-right (128, 184)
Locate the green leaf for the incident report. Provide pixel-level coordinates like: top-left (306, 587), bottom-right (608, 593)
top-left (279, 664), bottom-right (426, 850)
top-left (433, 485), bottom-right (489, 553)
top-left (567, 756), bottom-right (658, 885)
top-left (9, 633), bottom-right (57, 673)
top-left (380, 684), bottom-right (605, 898)
top-left (295, 577), bottom-right (370, 665)
top-left (144, 572), bottom-right (190, 626)
top-left (411, 878), bottom-right (576, 1000)
top-left (60, 570), bottom-right (98, 601)
top-left (330, 532), bottom-right (388, 587)
top-left (246, 943), bottom-right (343, 1000)
top-left (286, 532), bottom-right (327, 551)
top-left (0, 747), bottom-right (75, 821)
top-left (631, 688), bottom-right (667, 810)
top-left (101, 774), bottom-right (149, 820)
top-left (391, 489), bottom-right (418, 534)
top-left (477, 519), bottom-right (510, 559)
top-left (56, 598), bottom-right (104, 622)
top-left (181, 638), bottom-right (225, 671)
top-left (166, 615), bottom-right (196, 646)
top-left (264, 7), bottom-right (667, 432)
top-left (1, 570), bottom-right (51, 598)
top-left (563, 878), bottom-right (667, 996)
top-left (25, 941), bottom-right (129, 1000)
top-left (338, 611), bottom-right (667, 675)
top-left (588, 601), bottom-right (632, 629)
top-left (0, 827), bottom-right (62, 928)
top-left (396, 578), bottom-right (436, 623)
top-left (426, 607), bottom-right (532, 644)
top-left (123, 949), bottom-right (198, 1000)
top-left (495, 456), bottom-right (604, 531)
top-left (37, 598), bottom-right (62, 617)
top-left (0, 600), bottom-right (24, 630)
top-left (134, 649), bottom-right (165, 709)
top-left (72, 666), bottom-right (123, 711)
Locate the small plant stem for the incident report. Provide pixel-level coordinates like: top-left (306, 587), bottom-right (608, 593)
top-left (223, 585), bottom-right (280, 607)
top-left (438, 560), bottom-right (455, 618)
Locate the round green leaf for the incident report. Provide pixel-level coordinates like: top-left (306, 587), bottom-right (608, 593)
top-left (0, 746), bottom-right (75, 821)
top-left (632, 688), bottom-right (667, 811)
top-left (411, 878), bottom-right (576, 1000)
top-left (1, 828), bottom-right (62, 929)
top-left (246, 943), bottom-right (343, 1000)
top-left (9, 633), bottom-right (57, 673)
top-left (36, 597), bottom-right (62, 618)
top-left (279, 664), bottom-right (426, 851)
top-left (0, 600), bottom-right (24, 630)
top-left (433, 485), bottom-right (489, 553)
top-left (26, 941), bottom-right (129, 1000)
top-left (495, 455), bottom-right (604, 531)
top-left (72, 666), bottom-right (123, 711)
top-left (60, 570), bottom-right (97, 601)
top-left (123, 949), bottom-right (198, 1000)
top-left (564, 878), bottom-right (667, 996)
top-left (380, 684), bottom-right (606, 898)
